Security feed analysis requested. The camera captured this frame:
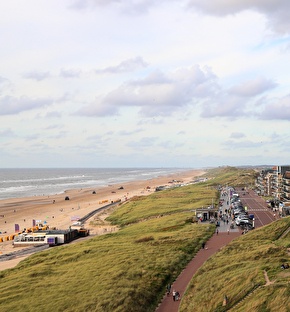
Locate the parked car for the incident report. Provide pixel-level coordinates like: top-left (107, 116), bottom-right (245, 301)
top-left (235, 216), bottom-right (250, 226)
top-left (233, 206), bottom-right (244, 212)
top-left (237, 219), bottom-right (252, 226)
top-left (233, 202), bottom-right (243, 209)
top-left (234, 210), bottom-right (246, 217)
top-left (235, 213), bottom-right (248, 220)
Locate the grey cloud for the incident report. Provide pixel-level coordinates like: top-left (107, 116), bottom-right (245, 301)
top-left (69, 0), bottom-right (117, 10)
top-left (119, 128), bottom-right (143, 135)
top-left (78, 65), bottom-right (218, 117)
top-left (44, 124), bottom-right (63, 130)
top-left (47, 131), bottom-right (68, 139)
top-left (127, 136), bottom-right (158, 149)
top-left (69, 0), bottom-right (290, 33)
top-left (202, 91), bottom-right (290, 120)
top-left (0, 76), bottom-right (13, 92)
top-left (76, 98), bottom-right (119, 117)
top-left (230, 132), bottom-right (246, 139)
top-left (95, 57), bottom-right (148, 74)
top-left (0, 76), bottom-right (8, 84)
top-left (187, 0), bottom-right (290, 34)
top-left (45, 111), bottom-right (62, 118)
top-left (269, 132), bottom-right (283, 140)
top-left (69, 0), bottom-right (159, 14)
top-left (200, 94), bottom-right (245, 118)
top-left (105, 131), bottom-right (114, 135)
top-left (0, 95), bottom-right (53, 115)
top-left (228, 77), bottom-right (277, 97)
top-left (25, 134), bottom-right (40, 141)
top-left (259, 94), bottom-right (290, 120)
top-left (59, 68), bottom-right (81, 78)
top-left (23, 71), bottom-right (50, 81)
top-left (138, 118), bottom-right (164, 125)
top-left (130, 70), bottom-right (171, 86)
top-left (0, 128), bottom-right (16, 137)
top-left (87, 134), bottom-right (104, 141)
top-left (223, 139), bottom-right (262, 149)
top-left (159, 140), bottom-right (185, 149)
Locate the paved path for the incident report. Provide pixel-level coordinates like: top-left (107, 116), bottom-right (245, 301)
top-left (155, 230), bottom-right (241, 312)
top-left (156, 186), bottom-right (276, 312)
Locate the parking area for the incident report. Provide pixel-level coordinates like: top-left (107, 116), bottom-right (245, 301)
top-left (216, 186), bottom-right (277, 234)
top-left (236, 188), bottom-right (276, 228)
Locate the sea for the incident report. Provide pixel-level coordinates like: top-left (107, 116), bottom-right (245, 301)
top-left (0, 168), bottom-right (191, 201)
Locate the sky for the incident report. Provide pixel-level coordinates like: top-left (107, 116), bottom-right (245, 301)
top-left (1, 0), bottom-right (290, 168)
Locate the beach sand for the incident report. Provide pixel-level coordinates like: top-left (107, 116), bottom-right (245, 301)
top-left (0, 169), bottom-right (205, 270)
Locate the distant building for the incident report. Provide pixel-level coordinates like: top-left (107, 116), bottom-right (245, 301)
top-left (282, 171), bottom-right (290, 201)
top-left (256, 165), bottom-right (290, 216)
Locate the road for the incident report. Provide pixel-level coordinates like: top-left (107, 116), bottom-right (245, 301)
top-left (237, 188), bottom-right (276, 228)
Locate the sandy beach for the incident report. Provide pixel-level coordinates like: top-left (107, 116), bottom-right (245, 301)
top-left (0, 169), bottom-right (205, 270)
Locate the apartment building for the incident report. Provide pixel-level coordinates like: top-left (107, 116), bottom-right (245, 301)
top-left (256, 166), bottom-right (290, 199)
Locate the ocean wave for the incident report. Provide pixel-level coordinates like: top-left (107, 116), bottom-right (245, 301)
top-left (0, 168), bottom-right (191, 200)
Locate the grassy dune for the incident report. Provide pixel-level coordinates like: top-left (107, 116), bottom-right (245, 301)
top-left (180, 214), bottom-right (290, 311)
top-left (0, 167), bottom-right (257, 311)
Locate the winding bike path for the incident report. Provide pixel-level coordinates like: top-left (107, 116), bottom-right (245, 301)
top-left (155, 230), bottom-right (241, 312)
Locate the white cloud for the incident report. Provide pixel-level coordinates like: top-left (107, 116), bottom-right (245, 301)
top-left (77, 65), bottom-right (218, 117)
top-left (0, 1), bottom-right (290, 168)
top-left (0, 76), bottom-right (8, 84)
top-left (200, 92), bottom-right (247, 118)
top-left (95, 57), bottom-right (148, 74)
top-left (45, 111), bottom-right (62, 118)
top-left (229, 77), bottom-right (277, 97)
top-left (0, 96), bottom-right (54, 115)
top-left (69, 0), bottom-right (160, 14)
top-left (23, 71), bottom-right (51, 81)
top-left (0, 128), bottom-right (16, 138)
top-left (69, 0), bottom-right (290, 35)
top-left (259, 94), bottom-right (290, 120)
top-left (0, 76), bottom-right (11, 92)
top-left (59, 68), bottom-right (82, 78)
top-left (230, 132), bottom-right (246, 139)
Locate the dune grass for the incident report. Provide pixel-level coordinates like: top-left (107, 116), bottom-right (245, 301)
top-left (0, 215), bottom-right (214, 312)
top-left (0, 167), bottom-right (261, 311)
top-left (179, 217), bottom-right (290, 312)
top-left (203, 166), bottom-right (257, 188)
top-left (107, 183), bottom-right (217, 227)
top-left (0, 172), bottom-right (218, 312)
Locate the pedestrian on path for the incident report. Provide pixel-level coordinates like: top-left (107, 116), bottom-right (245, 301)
top-left (166, 284), bottom-right (171, 296)
top-left (172, 290), bottom-right (176, 301)
top-left (175, 291), bottom-right (180, 301)
top-left (216, 228), bottom-right (219, 235)
top-left (202, 242), bottom-right (206, 249)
